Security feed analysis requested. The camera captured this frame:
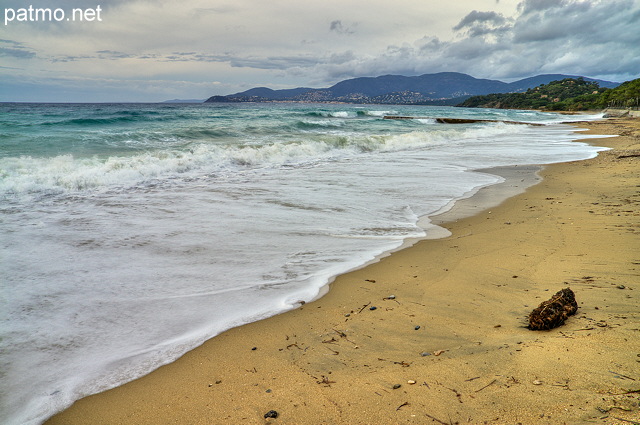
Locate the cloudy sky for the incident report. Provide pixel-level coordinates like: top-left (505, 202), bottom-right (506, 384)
top-left (2, 0), bottom-right (639, 102)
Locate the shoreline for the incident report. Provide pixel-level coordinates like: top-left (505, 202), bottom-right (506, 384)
top-left (427, 165), bottom-right (543, 226)
top-left (323, 164), bottom-right (546, 298)
top-left (46, 117), bottom-right (639, 425)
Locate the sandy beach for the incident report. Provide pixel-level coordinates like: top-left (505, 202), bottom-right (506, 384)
top-left (46, 117), bottom-right (639, 425)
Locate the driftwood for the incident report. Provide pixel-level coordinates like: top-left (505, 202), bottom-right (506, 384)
top-left (528, 288), bottom-right (578, 330)
top-left (382, 116), bottom-right (544, 126)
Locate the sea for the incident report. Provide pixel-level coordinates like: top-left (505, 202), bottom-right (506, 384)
top-left (0, 102), bottom-right (609, 425)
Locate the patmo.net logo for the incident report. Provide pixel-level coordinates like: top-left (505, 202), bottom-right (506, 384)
top-left (4, 5), bottom-right (103, 25)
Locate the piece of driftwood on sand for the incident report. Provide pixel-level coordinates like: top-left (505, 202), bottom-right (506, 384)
top-left (528, 288), bottom-right (579, 330)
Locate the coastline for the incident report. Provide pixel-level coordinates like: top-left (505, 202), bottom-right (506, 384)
top-left (46, 117), bottom-right (639, 425)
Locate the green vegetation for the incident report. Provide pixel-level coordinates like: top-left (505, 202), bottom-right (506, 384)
top-left (597, 78), bottom-right (640, 109)
top-left (458, 77), bottom-right (640, 111)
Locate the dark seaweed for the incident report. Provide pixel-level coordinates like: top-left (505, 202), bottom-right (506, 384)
top-left (528, 288), bottom-right (578, 330)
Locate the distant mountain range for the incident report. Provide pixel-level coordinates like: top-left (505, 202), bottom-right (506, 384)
top-left (204, 72), bottom-right (619, 105)
top-left (162, 99), bottom-right (205, 103)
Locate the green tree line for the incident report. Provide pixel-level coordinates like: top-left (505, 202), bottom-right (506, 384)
top-left (458, 77), bottom-right (640, 111)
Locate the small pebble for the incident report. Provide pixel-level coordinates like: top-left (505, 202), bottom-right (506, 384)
top-left (420, 352), bottom-right (431, 357)
top-left (344, 313), bottom-right (351, 317)
top-left (407, 380), bottom-right (416, 385)
top-left (617, 285), bottom-right (626, 289)
top-left (369, 306), bottom-right (377, 311)
top-left (251, 347), bottom-right (257, 351)
top-left (264, 410), bottom-right (279, 419)
top-left (392, 384), bottom-right (401, 389)
top-left (414, 325), bottom-right (420, 330)
top-left (387, 295), bottom-right (396, 300)
top-left (532, 380), bottom-right (543, 385)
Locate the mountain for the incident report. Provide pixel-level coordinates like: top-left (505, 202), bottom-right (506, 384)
top-left (161, 99), bottom-right (206, 103)
top-left (459, 78), bottom-right (606, 110)
top-left (324, 72), bottom-right (509, 98)
top-left (505, 74), bottom-right (619, 93)
top-left (235, 87), bottom-right (315, 100)
top-left (204, 72), bottom-right (619, 105)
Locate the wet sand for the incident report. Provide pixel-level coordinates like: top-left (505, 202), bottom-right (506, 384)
top-left (46, 117), bottom-right (640, 425)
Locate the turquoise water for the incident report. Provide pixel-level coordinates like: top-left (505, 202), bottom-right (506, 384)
top-left (0, 103), bottom-right (607, 424)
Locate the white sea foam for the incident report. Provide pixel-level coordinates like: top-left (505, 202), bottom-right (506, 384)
top-left (330, 111), bottom-right (350, 118)
top-left (360, 109), bottom-right (398, 116)
top-left (414, 118), bottom-right (437, 124)
top-left (0, 123), bottom-right (533, 197)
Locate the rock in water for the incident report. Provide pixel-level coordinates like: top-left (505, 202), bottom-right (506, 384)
top-left (528, 288), bottom-right (578, 330)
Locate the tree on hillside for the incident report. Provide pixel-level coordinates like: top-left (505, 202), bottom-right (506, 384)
top-left (597, 78), bottom-right (640, 109)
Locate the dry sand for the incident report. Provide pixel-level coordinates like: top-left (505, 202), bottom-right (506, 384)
top-left (46, 118), bottom-right (639, 425)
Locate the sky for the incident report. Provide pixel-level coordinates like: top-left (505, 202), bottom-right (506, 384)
top-left (1, 0), bottom-right (639, 102)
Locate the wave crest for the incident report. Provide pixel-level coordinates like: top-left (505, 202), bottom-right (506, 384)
top-left (0, 123), bottom-right (529, 197)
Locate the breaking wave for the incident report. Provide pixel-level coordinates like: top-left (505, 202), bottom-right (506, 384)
top-left (0, 124), bottom-right (523, 197)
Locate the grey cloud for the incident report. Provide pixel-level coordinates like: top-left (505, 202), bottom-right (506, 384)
top-left (328, 51), bottom-right (357, 64)
top-left (329, 20), bottom-right (355, 35)
top-left (307, 0), bottom-right (640, 84)
top-left (230, 55), bottom-right (321, 70)
top-left (41, 0), bottom-right (139, 9)
top-left (330, 20), bottom-right (343, 32)
top-left (174, 53), bottom-right (228, 62)
top-left (417, 36), bottom-right (443, 52)
top-left (0, 40), bottom-right (36, 59)
top-left (51, 55), bottom-right (93, 62)
top-left (453, 11), bottom-right (506, 31)
top-left (445, 37), bottom-right (507, 61)
top-left (194, 5), bottom-right (240, 15)
top-left (96, 50), bottom-right (137, 59)
top-left (45, 50), bottom-right (226, 64)
top-left (50, 51), bottom-right (144, 62)
top-left (517, 0), bottom-right (569, 14)
top-left (0, 47), bottom-right (36, 59)
top-left (513, 0), bottom-right (637, 43)
top-left (453, 10), bottom-right (513, 40)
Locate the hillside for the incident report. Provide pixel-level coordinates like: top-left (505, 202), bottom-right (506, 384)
top-left (598, 78), bottom-right (640, 109)
top-left (458, 77), bottom-right (639, 111)
top-left (204, 73), bottom-right (618, 105)
top-left (504, 74), bottom-right (618, 93)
